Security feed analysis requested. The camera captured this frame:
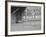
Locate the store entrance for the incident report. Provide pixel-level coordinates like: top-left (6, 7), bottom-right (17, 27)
top-left (11, 6), bottom-right (26, 23)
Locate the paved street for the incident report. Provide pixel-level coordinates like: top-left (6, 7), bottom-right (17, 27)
top-left (11, 15), bottom-right (41, 31)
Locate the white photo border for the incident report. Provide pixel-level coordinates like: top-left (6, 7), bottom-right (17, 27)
top-left (5, 1), bottom-right (45, 36)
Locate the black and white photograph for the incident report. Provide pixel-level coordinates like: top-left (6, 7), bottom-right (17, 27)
top-left (5, 1), bottom-right (45, 36)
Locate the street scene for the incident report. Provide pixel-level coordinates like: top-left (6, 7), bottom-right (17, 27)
top-left (11, 6), bottom-right (41, 31)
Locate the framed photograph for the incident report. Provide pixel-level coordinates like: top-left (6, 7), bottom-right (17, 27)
top-left (5, 1), bottom-right (45, 36)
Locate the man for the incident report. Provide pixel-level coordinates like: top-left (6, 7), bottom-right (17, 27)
top-left (15, 7), bottom-right (26, 23)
